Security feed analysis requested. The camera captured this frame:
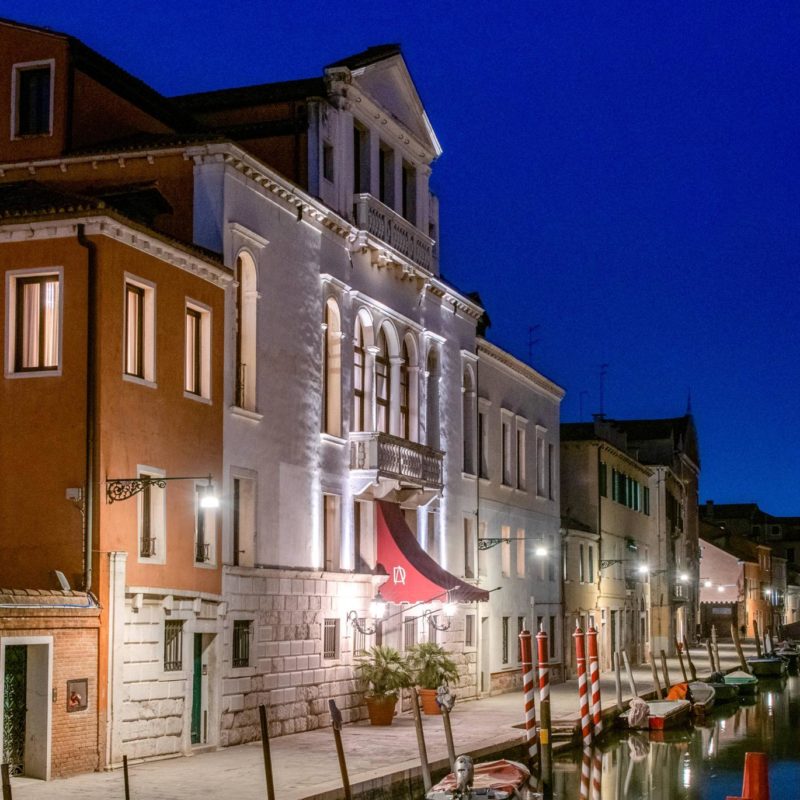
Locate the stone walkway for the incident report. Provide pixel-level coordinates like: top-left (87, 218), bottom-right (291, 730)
top-left (11, 643), bottom-right (752, 800)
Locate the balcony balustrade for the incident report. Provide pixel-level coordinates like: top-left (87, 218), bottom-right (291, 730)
top-left (354, 194), bottom-right (435, 272)
top-left (349, 431), bottom-right (443, 488)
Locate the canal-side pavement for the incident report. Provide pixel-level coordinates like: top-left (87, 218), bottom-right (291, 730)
top-left (12, 643), bottom-right (756, 800)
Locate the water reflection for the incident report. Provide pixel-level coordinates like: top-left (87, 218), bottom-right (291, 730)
top-left (553, 675), bottom-right (799, 799)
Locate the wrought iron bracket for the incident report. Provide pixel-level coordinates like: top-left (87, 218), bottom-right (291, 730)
top-left (347, 609), bottom-right (378, 636)
top-left (424, 611), bottom-right (452, 632)
top-left (599, 558), bottom-right (625, 569)
top-left (477, 537), bottom-right (527, 550)
top-left (106, 474), bottom-right (213, 503)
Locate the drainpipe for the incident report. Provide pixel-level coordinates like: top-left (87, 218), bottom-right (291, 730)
top-left (77, 224), bottom-right (97, 593)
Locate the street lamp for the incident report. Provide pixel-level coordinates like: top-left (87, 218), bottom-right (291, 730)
top-left (347, 593), bottom-right (387, 636)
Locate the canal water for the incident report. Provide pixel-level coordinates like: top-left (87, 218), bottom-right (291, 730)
top-left (553, 675), bottom-right (800, 799)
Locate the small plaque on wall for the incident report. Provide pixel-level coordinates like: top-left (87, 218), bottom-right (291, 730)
top-left (67, 678), bottom-right (88, 712)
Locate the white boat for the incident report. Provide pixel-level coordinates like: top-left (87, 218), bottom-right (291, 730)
top-left (427, 756), bottom-right (531, 800)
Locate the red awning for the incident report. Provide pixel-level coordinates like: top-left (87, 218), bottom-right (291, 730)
top-left (376, 500), bottom-right (489, 604)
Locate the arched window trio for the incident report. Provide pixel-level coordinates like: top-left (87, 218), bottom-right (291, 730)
top-left (323, 301), bottom-right (440, 447)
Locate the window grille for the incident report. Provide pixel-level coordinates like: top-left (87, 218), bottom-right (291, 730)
top-left (353, 619), bottom-right (367, 656)
top-left (233, 620), bottom-right (251, 668)
top-left (465, 614), bottom-right (475, 648)
top-left (404, 617), bottom-right (417, 651)
top-left (323, 618), bottom-right (339, 659)
top-left (502, 616), bottom-right (509, 664)
top-left (164, 621), bottom-right (184, 671)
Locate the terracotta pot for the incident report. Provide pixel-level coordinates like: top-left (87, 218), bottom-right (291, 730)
top-left (365, 694), bottom-right (398, 725)
top-left (418, 687), bottom-right (442, 715)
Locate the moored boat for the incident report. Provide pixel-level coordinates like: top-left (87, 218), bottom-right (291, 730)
top-left (723, 669), bottom-right (759, 695)
top-left (688, 681), bottom-right (715, 715)
top-left (426, 756), bottom-right (531, 800)
top-left (747, 656), bottom-right (787, 677)
top-left (774, 645), bottom-right (799, 672)
top-left (703, 672), bottom-right (739, 704)
top-left (621, 698), bottom-right (692, 731)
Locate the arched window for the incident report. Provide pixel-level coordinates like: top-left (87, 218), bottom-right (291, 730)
top-left (426, 346), bottom-right (440, 448)
top-left (353, 317), bottom-right (366, 432)
top-left (462, 365), bottom-right (476, 474)
top-left (235, 251), bottom-right (257, 411)
top-left (323, 299), bottom-right (342, 436)
top-left (399, 340), bottom-right (410, 439)
top-left (375, 329), bottom-right (390, 434)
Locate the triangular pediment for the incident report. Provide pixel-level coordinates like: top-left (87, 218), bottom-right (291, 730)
top-left (326, 47), bottom-right (441, 158)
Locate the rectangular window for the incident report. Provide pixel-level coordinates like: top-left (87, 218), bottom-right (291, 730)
top-left (517, 528), bottom-right (526, 578)
top-left (536, 435), bottom-right (547, 496)
top-left (501, 418), bottom-right (512, 486)
top-left (579, 543), bottom-right (585, 583)
top-left (14, 63), bottom-right (52, 137)
top-left (517, 616), bottom-right (525, 662)
top-left (195, 484), bottom-right (216, 564)
top-left (428, 616), bottom-right (438, 644)
top-left (599, 462), bottom-right (607, 497)
top-left (10, 273), bottom-right (60, 372)
top-left (232, 620), bottom-right (251, 668)
top-left (184, 303), bottom-right (211, 398)
top-left (138, 469), bottom-right (165, 561)
top-left (501, 616), bottom-right (509, 665)
top-left (322, 494), bottom-right (341, 571)
top-left (588, 545), bottom-right (595, 583)
top-left (124, 277), bottom-right (155, 382)
top-left (643, 486), bottom-right (650, 515)
top-left (548, 444), bottom-right (555, 499)
top-left (548, 536), bottom-right (556, 582)
top-left (353, 619), bottom-right (367, 656)
top-left (322, 141), bottom-right (334, 182)
top-left (464, 518), bottom-right (475, 579)
top-left (478, 411), bottom-right (489, 479)
top-left (379, 143), bottom-right (394, 207)
top-left (549, 616), bottom-right (556, 658)
top-left (516, 428), bottom-right (526, 490)
top-left (164, 620), bottom-right (184, 671)
top-left (353, 124), bottom-right (370, 193)
top-left (404, 617), bottom-right (417, 651)
top-left (465, 614), bottom-right (476, 648)
top-left (232, 474), bottom-right (257, 568)
top-left (323, 618), bottom-right (339, 659)
top-left (501, 525), bottom-right (511, 577)
top-left (402, 160), bottom-right (416, 223)
top-left (426, 509), bottom-right (437, 558)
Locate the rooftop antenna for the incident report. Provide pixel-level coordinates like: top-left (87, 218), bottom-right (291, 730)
top-left (527, 325), bottom-right (540, 364)
top-left (579, 390), bottom-right (589, 422)
top-left (599, 363), bottom-right (609, 417)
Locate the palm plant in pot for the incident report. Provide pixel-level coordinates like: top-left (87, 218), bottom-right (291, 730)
top-left (407, 641), bottom-right (460, 715)
top-left (354, 645), bottom-right (412, 725)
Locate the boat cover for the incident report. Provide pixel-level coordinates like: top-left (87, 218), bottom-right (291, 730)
top-left (429, 760), bottom-right (530, 795)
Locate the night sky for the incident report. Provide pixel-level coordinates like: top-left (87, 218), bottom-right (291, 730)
top-left (3, 1), bottom-right (799, 514)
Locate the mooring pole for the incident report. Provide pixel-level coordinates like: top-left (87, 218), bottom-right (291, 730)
top-left (712, 625), bottom-right (722, 672)
top-left (123, 754), bottom-right (130, 800)
top-left (440, 703), bottom-right (457, 772)
top-left (649, 654), bottom-right (663, 698)
top-left (622, 649), bottom-right (638, 698)
top-left (259, 704), bottom-right (276, 800)
top-left (753, 619), bottom-right (763, 657)
top-left (614, 651), bottom-right (624, 710)
top-left (731, 623), bottom-right (750, 673)
top-left (706, 640), bottom-right (716, 675)
top-left (675, 639), bottom-right (689, 682)
top-left (683, 636), bottom-right (698, 681)
top-left (1, 763), bottom-right (12, 800)
top-left (660, 649), bottom-right (673, 689)
top-left (573, 623), bottom-right (592, 747)
top-left (536, 624), bottom-right (553, 797)
top-left (586, 626), bottom-right (603, 738)
top-left (328, 700), bottom-right (352, 800)
top-left (410, 688), bottom-right (432, 793)
top-left (519, 627), bottom-right (540, 770)
top-left (579, 748), bottom-right (591, 800)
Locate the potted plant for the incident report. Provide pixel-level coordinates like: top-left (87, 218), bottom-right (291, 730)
top-left (408, 641), bottom-right (460, 715)
top-left (354, 645), bottom-right (412, 725)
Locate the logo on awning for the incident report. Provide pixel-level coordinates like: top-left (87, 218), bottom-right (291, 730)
top-left (393, 566), bottom-right (407, 585)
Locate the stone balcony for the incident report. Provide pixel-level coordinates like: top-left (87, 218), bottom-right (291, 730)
top-left (354, 194), bottom-right (436, 273)
top-left (349, 431), bottom-right (443, 491)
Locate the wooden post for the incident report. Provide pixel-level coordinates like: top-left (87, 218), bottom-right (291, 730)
top-left (1, 763), bottom-right (11, 800)
top-left (731, 623), bottom-right (750, 673)
top-left (622, 649), bottom-right (638, 697)
top-left (649, 654), bottom-right (663, 698)
top-left (683, 635), bottom-right (698, 680)
top-left (660, 650), bottom-right (673, 689)
top-left (440, 704), bottom-right (456, 773)
top-left (410, 688), bottom-right (432, 793)
top-left (123, 755), bottom-right (130, 800)
top-left (705, 639), bottom-right (716, 674)
top-left (328, 700), bottom-right (352, 800)
top-left (259, 704), bottom-right (276, 800)
top-left (614, 651), bottom-right (624, 710)
top-left (712, 625), bottom-right (722, 672)
top-left (753, 619), bottom-right (763, 657)
top-left (675, 640), bottom-right (689, 682)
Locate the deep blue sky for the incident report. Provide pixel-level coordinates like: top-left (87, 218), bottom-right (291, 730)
top-left (4, 1), bottom-right (799, 514)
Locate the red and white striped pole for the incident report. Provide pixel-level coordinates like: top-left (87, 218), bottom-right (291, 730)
top-left (573, 623), bottom-right (592, 747)
top-left (587, 625), bottom-right (603, 739)
top-left (535, 623), bottom-right (553, 795)
top-left (519, 627), bottom-right (539, 770)
top-left (579, 748), bottom-right (591, 800)
top-left (591, 748), bottom-right (602, 800)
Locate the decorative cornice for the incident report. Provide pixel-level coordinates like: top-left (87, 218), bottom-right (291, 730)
top-left (0, 216), bottom-right (231, 287)
top-left (477, 338), bottom-right (566, 400)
